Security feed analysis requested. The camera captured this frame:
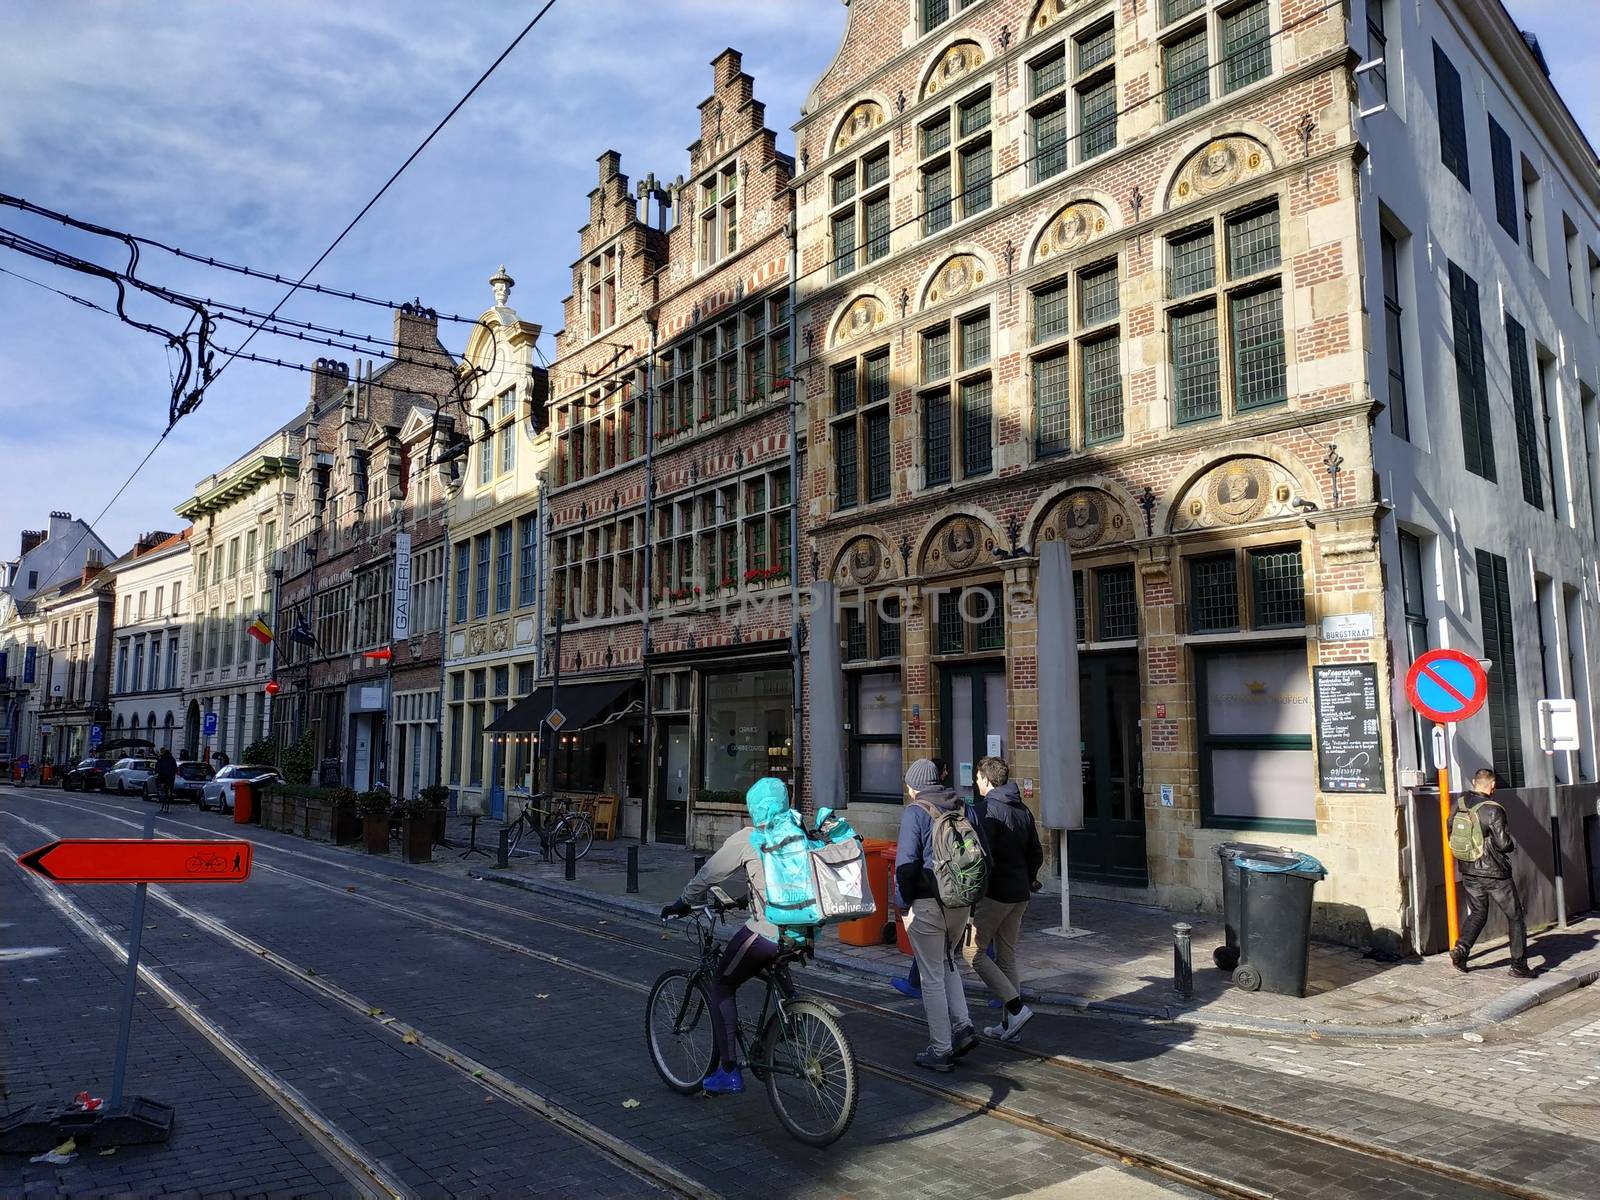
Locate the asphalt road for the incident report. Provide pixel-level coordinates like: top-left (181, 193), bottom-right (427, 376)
top-left (2, 785), bottom-right (1595, 1199)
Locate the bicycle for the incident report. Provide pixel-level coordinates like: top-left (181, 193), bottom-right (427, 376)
top-left (505, 793), bottom-right (594, 862)
top-left (646, 894), bottom-right (859, 1147)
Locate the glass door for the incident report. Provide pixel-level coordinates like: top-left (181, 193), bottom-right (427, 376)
top-left (939, 665), bottom-right (1007, 802)
top-left (1067, 652), bottom-right (1147, 885)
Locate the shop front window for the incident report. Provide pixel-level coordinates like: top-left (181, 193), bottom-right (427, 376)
top-left (553, 729), bottom-right (608, 793)
top-left (850, 670), bottom-right (902, 803)
top-left (701, 669), bottom-right (793, 800)
top-left (1197, 645), bottom-right (1314, 831)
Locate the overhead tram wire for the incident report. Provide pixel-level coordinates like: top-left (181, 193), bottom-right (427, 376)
top-left (0, 0), bottom-right (559, 572)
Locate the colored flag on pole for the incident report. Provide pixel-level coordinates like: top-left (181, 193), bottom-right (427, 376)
top-left (289, 613), bottom-right (317, 648)
top-left (247, 618), bottom-right (274, 645)
top-left (362, 646), bottom-right (392, 661)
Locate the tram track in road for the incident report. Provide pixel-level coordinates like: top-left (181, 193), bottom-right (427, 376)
top-left (0, 804), bottom-right (714, 1200)
top-left (7, 789), bottom-right (1561, 1200)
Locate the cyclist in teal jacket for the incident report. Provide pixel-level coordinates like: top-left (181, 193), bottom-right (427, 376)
top-left (662, 776), bottom-right (795, 1096)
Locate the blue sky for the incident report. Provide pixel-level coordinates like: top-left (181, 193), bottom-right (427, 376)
top-left (0, 0), bottom-right (1595, 556)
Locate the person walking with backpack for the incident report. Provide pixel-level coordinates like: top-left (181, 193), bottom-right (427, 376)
top-left (1449, 768), bottom-right (1534, 978)
top-left (895, 758), bottom-right (987, 1071)
top-left (963, 756), bottom-right (1042, 1041)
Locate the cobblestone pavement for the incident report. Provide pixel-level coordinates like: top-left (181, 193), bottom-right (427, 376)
top-left (437, 822), bottom-right (1600, 1034)
top-left (4, 783), bottom-right (1598, 1198)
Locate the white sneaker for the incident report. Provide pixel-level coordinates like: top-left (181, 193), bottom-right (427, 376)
top-left (984, 1005), bottom-right (1035, 1041)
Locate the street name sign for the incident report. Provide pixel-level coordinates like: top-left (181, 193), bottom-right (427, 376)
top-left (1403, 648), bottom-right (1487, 725)
top-left (19, 838), bottom-right (252, 884)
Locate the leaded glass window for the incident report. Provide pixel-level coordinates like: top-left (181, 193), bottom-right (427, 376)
top-left (1082, 335), bottom-right (1124, 443)
top-left (1230, 288), bottom-right (1286, 410)
top-left (1251, 547), bottom-right (1305, 628)
top-left (1096, 565), bottom-right (1138, 640)
top-left (1164, 29), bottom-right (1209, 118)
top-left (1172, 308), bottom-right (1221, 422)
top-left (1034, 353), bottom-right (1072, 458)
top-left (1189, 554), bottom-right (1239, 633)
top-left (1221, 0), bottom-right (1271, 93)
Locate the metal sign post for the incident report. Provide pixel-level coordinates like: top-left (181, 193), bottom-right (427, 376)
top-left (1404, 649), bottom-right (1489, 950)
top-left (3, 826), bottom-right (253, 1151)
top-left (1538, 698), bottom-right (1580, 929)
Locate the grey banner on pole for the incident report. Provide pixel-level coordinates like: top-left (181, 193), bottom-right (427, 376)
top-left (807, 582), bottom-right (848, 810)
top-left (391, 531), bottom-right (413, 642)
top-left (1036, 540), bottom-right (1083, 831)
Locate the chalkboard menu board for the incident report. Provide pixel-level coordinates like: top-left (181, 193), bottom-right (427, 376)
top-left (1313, 663), bottom-right (1385, 793)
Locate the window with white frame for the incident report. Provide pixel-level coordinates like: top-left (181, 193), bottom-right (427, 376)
top-left (317, 582), bottom-right (352, 656)
top-left (1031, 257), bottom-right (1123, 458)
top-left (833, 346), bottom-right (892, 509)
top-left (698, 161), bottom-right (738, 268)
top-left (552, 513), bottom-right (646, 621)
top-left (1166, 200), bottom-right (1286, 424)
top-left (1028, 13), bottom-right (1117, 184)
top-left (1160, 0), bottom-right (1271, 121)
top-left (921, 86), bottom-right (992, 235)
top-left (921, 307), bottom-right (993, 486)
top-left (830, 144), bottom-right (890, 278)
top-left (587, 246), bottom-right (618, 336)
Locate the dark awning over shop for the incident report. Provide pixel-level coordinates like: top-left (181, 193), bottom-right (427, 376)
top-left (485, 678), bottom-right (641, 734)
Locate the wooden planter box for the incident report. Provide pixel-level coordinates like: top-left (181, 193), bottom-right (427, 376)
top-left (334, 806), bottom-right (362, 845)
top-left (363, 814), bottom-right (390, 854)
top-left (301, 797), bottom-right (335, 842)
top-left (261, 793), bottom-right (290, 832)
top-left (402, 817), bottom-right (433, 864)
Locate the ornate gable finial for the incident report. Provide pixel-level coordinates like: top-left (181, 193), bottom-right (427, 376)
top-left (490, 265), bottom-right (514, 308)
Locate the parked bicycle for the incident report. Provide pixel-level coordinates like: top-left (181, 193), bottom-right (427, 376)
top-left (646, 892), bottom-right (859, 1146)
top-left (505, 792), bottom-right (594, 861)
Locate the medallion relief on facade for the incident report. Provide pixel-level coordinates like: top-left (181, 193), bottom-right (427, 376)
top-left (491, 623), bottom-right (509, 652)
top-left (923, 515), bottom-right (994, 575)
top-left (1167, 136), bottom-right (1270, 209)
top-left (833, 100), bottom-right (886, 154)
top-left (1171, 457), bottom-right (1301, 531)
top-left (1035, 201), bottom-right (1109, 262)
top-left (923, 254), bottom-right (986, 307)
top-left (1030, 0), bottom-right (1071, 33)
top-left (834, 295), bottom-right (887, 346)
top-left (923, 41), bottom-right (984, 99)
top-left (834, 536), bottom-right (888, 586)
top-left (468, 627), bottom-right (486, 656)
top-left (1040, 488), bottom-right (1132, 550)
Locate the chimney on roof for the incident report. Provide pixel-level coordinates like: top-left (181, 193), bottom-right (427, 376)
top-left (598, 150), bottom-right (623, 183)
top-left (393, 303), bottom-right (440, 360)
top-left (310, 357), bottom-right (350, 410)
top-left (135, 530), bottom-right (175, 556)
top-left (19, 529), bottom-right (45, 557)
top-left (80, 552), bottom-right (102, 586)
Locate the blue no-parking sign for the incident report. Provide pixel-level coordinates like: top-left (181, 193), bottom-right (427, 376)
top-left (202, 711), bottom-right (219, 737)
top-left (1404, 648), bottom-right (1488, 725)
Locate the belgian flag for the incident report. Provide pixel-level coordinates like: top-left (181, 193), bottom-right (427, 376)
top-left (247, 617), bottom-right (273, 646)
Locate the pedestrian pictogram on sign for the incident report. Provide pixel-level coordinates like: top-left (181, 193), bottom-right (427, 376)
top-left (1404, 648), bottom-right (1488, 725)
top-left (19, 839), bottom-right (252, 885)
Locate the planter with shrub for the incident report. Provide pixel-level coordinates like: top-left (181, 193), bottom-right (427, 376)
top-left (400, 796), bottom-right (436, 864)
top-left (419, 784), bottom-right (451, 846)
top-left (357, 790), bottom-right (393, 854)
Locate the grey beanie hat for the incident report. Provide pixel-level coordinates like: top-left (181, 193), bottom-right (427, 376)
top-left (904, 758), bottom-right (940, 792)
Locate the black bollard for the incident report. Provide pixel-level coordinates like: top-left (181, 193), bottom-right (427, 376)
top-left (565, 835), bottom-right (576, 881)
top-left (1172, 922), bottom-right (1194, 999)
top-left (496, 827), bottom-right (510, 870)
top-left (626, 844), bottom-right (639, 894)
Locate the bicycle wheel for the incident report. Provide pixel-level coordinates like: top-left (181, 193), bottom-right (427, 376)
top-left (645, 970), bottom-right (715, 1094)
top-left (761, 1000), bottom-right (859, 1147)
top-left (506, 816), bottom-right (535, 858)
top-left (563, 814), bottom-right (594, 860)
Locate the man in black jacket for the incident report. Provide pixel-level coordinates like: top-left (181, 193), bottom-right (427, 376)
top-left (1450, 768), bottom-right (1534, 978)
top-left (963, 756), bottom-right (1043, 1041)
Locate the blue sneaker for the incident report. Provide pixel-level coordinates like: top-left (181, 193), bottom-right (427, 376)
top-left (891, 977), bottom-right (922, 1000)
top-left (702, 1066), bottom-right (745, 1095)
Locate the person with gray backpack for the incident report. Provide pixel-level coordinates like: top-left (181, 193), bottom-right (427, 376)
top-left (1449, 768), bottom-right (1534, 978)
top-left (894, 758), bottom-right (989, 1071)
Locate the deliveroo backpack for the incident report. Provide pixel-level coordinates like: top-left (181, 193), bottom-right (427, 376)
top-left (808, 809), bottom-right (877, 924)
top-left (753, 808), bottom-right (823, 933)
top-left (912, 798), bottom-right (989, 908)
top-left (1447, 800), bottom-right (1497, 863)
top-left (754, 808), bottom-right (878, 932)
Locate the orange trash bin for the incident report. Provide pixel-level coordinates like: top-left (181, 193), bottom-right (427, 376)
top-left (837, 838), bottom-right (896, 947)
top-left (879, 843), bottom-right (915, 957)
top-left (233, 781), bottom-right (254, 824)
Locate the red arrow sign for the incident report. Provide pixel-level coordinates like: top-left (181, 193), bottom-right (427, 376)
top-left (18, 839), bottom-right (253, 884)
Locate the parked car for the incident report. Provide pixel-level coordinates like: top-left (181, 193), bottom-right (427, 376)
top-left (201, 765), bottom-right (280, 813)
top-left (106, 757), bottom-right (159, 794)
top-left (61, 758), bottom-right (115, 791)
top-left (142, 760), bottom-right (214, 804)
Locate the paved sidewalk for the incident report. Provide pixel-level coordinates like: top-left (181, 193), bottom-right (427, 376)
top-left (430, 818), bottom-right (1600, 1039)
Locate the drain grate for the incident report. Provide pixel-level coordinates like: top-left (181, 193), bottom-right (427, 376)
top-left (1544, 1102), bottom-right (1600, 1132)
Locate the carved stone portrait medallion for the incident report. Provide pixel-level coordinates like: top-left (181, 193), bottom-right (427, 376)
top-left (1207, 460), bottom-right (1269, 524)
top-left (925, 41), bottom-right (984, 98)
top-left (1171, 136), bottom-right (1269, 207)
top-left (846, 537), bottom-right (883, 585)
top-left (1060, 492), bottom-right (1106, 549)
top-left (837, 295), bottom-right (886, 345)
top-left (929, 516), bottom-right (987, 572)
top-left (926, 254), bottom-right (985, 305)
top-left (834, 101), bottom-right (886, 154)
top-left (1037, 202), bottom-right (1109, 261)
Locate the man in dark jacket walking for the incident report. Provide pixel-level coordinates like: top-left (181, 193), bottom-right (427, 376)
top-left (963, 756), bottom-right (1042, 1040)
top-left (895, 758), bottom-right (978, 1072)
top-left (1450, 768), bottom-right (1534, 978)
